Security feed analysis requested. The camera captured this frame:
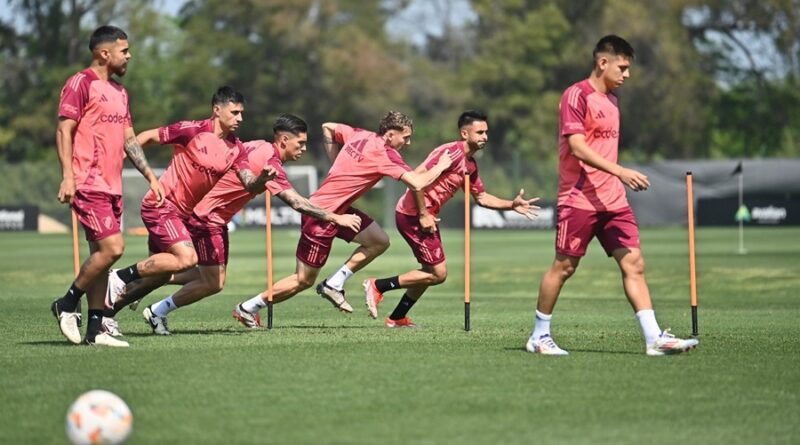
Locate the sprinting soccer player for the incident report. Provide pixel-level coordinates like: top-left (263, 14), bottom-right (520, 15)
top-left (102, 86), bottom-right (278, 336)
top-left (106, 114), bottom-right (361, 334)
top-left (364, 110), bottom-right (541, 327)
top-left (524, 35), bottom-right (698, 356)
top-left (233, 111), bottom-right (454, 326)
top-left (50, 26), bottom-right (163, 347)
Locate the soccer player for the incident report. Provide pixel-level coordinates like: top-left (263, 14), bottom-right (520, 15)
top-left (524, 35), bottom-right (698, 356)
top-left (102, 86), bottom-right (278, 336)
top-left (106, 114), bottom-right (361, 334)
top-left (50, 26), bottom-right (163, 347)
top-left (364, 110), bottom-right (541, 327)
top-left (233, 111), bottom-right (453, 326)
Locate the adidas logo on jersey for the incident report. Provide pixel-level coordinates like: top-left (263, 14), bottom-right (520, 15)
top-left (595, 110), bottom-right (605, 119)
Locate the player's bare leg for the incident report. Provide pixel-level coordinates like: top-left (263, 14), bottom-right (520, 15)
top-left (526, 254), bottom-right (579, 355)
top-left (234, 261), bottom-right (321, 327)
top-left (318, 221), bottom-right (390, 314)
top-left (365, 262), bottom-right (447, 324)
top-left (52, 234), bottom-right (124, 344)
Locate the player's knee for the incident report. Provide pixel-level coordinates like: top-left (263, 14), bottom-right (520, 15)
top-left (375, 235), bottom-right (390, 254)
top-left (297, 275), bottom-right (315, 290)
top-left (557, 263), bottom-right (576, 280)
top-left (176, 252), bottom-right (198, 271)
top-left (624, 256), bottom-right (646, 276)
top-left (431, 270), bottom-right (447, 285)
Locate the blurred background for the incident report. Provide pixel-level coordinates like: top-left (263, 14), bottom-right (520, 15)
top-left (1, 0), bottom-right (798, 231)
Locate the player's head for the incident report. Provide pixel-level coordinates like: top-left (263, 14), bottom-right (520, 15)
top-left (592, 35), bottom-right (634, 90)
top-left (378, 111), bottom-right (413, 150)
top-left (273, 114), bottom-right (308, 162)
top-left (458, 110), bottom-right (489, 151)
top-left (212, 86), bottom-right (245, 133)
top-left (89, 26), bottom-right (130, 77)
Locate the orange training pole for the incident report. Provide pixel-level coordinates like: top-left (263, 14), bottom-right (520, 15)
top-left (686, 172), bottom-right (698, 336)
top-left (464, 174), bottom-right (471, 331)
top-left (265, 192), bottom-right (274, 329)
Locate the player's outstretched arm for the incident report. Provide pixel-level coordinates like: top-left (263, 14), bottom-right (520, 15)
top-left (56, 117), bottom-right (78, 204)
top-left (237, 165), bottom-right (278, 194)
top-left (567, 134), bottom-right (650, 191)
top-left (475, 189), bottom-right (541, 219)
top-left (321, 122), bottom-right (341, 163)
top-left (276, 188), bottom-right (361, 232)
top-left (400, 149), bottom-right (454, 192)
top-left (135, 128), bottom-right (161, 147)
top-left (124, 127), bottom-right (164, 206)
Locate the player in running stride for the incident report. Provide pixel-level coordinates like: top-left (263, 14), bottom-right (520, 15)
top-left (233, 111), bottom-right (454, 326)
top-left (524, 35), bottom-right (698, 356)
top-left (105, 114), bottom-right (360, 334)
top-left (50, 26), bottom-right (163, 347)
top-left (102, 86), bottom-right (278, 337)
top-left (364, 110), bottom-right (541, 327)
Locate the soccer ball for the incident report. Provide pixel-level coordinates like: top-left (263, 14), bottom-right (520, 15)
top-left (65, 390), bottom-right (133, 445)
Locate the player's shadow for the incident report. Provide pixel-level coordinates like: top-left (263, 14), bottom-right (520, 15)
top-left (122, 328), bottom-right (244, 337)
top-left (19, 340), bottom-right (81, 347)
top-left (504, 346), bottom-right (639, 355)
top-left (280, 325), bottom-right (373, 330)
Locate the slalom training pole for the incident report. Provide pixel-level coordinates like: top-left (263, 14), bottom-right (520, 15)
top-left (265, 192), bottom-right (274, 329)
top-left (464, 174), bottom-right (471, 332)
top-left (71, 209), bottom-right (82, 321)
top-left (686, 172), bottom-right (699, 337)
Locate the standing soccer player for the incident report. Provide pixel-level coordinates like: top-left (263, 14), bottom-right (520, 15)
top-left (50, 26), bottom-right (163, 347)
top-left (102, 86), bottom-right (277, 336)
top-left (106, 114), bottom-right (360, 333)
top-left (233, 111), bottom-right (453, 325)
top-left (524, 35), bottom-right (698, 356)
top-left (364, 110), bottom-right (540, 326)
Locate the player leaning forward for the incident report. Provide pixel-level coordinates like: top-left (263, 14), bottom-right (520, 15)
top-left (106, 114), bottom-right (360, 334)
top-left (50, 26), bottom-right (163, 347)
top-left (103, 86), bottom-right (278, 336)
top-left (525, 35), bottom-right (698, 356)
top-left (233, 111), bottom-right (453, 325)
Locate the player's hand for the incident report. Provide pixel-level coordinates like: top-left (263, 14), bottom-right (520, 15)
top-left (511, 188), bottom-right (541, 219)
top-left (261, 165), bottom-right (278, 181)
top-left (436, 150), bottom-right (454, 170)
top-left (419, 213), bottom-right (439, 233)
top-left (149, 179), bottom-right (165, 207)
top-left (57, 177), bottom-right (76, 204)
top-left (618, 168), bottom-right (650, 191)
top-left (334, 213), bottom-right (362, 232)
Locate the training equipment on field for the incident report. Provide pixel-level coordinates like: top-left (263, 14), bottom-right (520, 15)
top-left (686, 172), bottom-right (699, 337)
top-left (65, 389), bottom-right (133, 445)
top-left (70, 209), bottom-right (82, 324)
top-left (464, 174), bottom-right (471, 332)
top-left (265, 192), bottom-right (274, 329)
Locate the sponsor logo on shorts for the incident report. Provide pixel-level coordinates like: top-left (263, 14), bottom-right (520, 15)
top-left (103, 216), bottom-right (113, 230)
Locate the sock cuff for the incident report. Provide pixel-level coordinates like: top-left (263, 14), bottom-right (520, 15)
top-left (535, 310), bottom-right (552, 321)
top-left (635, 309), bottom-right (655, 319)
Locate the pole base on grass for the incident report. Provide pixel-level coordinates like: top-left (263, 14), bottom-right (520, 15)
top-left (267, 301), bottom-right (273, 330)
top-left (691, 305), bottom-right (698, 337)
top-left (464, 302), bottom-right (470, 332)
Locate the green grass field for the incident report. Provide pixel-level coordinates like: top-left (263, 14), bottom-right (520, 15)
top-left (1, 227), bottom-right (798, 444)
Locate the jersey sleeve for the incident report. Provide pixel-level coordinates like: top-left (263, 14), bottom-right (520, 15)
top-left (379, 148), bottom-right (412, 180)
top-left (333, 124), bottom-right (357, 144)
top-left (58, 74), bottom-right (90, 121)
top-left (265, 159), bottom-right (293, 195)
top-left (230, 141), bottom-right (251, 173)
top-left (560, 85), bottom-right (587, 137)
top-left (158, 120), bottom-right (205, 146)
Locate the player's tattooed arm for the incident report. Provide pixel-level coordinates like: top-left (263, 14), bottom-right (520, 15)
top-left (237, 166), bottom-right (277, 193)
top-left (124, 128), bottom-right (165, 205)
top-left (321, 122), bottom-right (340, 163)
top-left (277, 189), bottom-right (361, 231)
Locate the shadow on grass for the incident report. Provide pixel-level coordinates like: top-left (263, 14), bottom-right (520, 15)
top-left (19, 340), bottom-right (79, 346)
top-left (504, 346), bottom-right (639, 355)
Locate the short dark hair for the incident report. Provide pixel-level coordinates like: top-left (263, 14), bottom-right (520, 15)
top-left (377, 111), bottom-right (413, 135)
top-left (89, 26), bottom-right (128, 52)
top-left (273, 114), bottom-right (308, 136)
top-left (211, 86), bottom-right (245, 108)
top-left (457, 110), bottom-right (488, 129)
top-left (593, 35), bottom-right (635, 60)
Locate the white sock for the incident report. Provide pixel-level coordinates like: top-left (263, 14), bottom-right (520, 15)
top-left (636, 309), bottom-right (662, 345)
top-left (325, 265), bottom-right (353, 290)
top-left (531, 310), bottom-right (552, 340)
top-left (241, 294), bottom-right (267, 314)
top-left (152, 296), bottom-right (177, 318)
